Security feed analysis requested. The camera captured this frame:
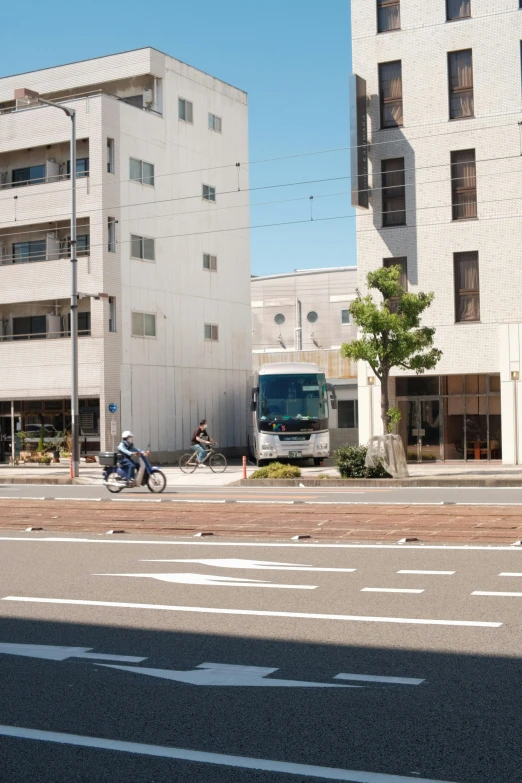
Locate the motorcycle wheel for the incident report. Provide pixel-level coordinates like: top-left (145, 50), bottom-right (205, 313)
top-left (147, 470), bottom-right (167, 493)
top-left (105, 471), bottom-right (124, 493)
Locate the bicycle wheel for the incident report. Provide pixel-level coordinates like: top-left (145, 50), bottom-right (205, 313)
top-left (209, 452), bottom-right (227, 473)
top-left (105, 471), bottom-right (124, 493)
top-left (179, 453), bottom-right (197, 474)
top-left (147, 470), bottom-right (167, 493)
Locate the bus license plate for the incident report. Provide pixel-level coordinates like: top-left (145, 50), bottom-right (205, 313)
top-left (288, 451), bottom-right (302, 458)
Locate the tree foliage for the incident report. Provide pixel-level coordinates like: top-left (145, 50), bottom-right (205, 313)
top-left (341, 266), bottom-right (442, 430)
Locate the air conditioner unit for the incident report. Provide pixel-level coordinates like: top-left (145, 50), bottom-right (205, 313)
top-left (143, 88), bottom-right (154, 107)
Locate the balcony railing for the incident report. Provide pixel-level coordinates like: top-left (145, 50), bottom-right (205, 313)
top-left (0, 328), bottom-right (91, 342)
top-left (0, 170), bottom-right (89, 190)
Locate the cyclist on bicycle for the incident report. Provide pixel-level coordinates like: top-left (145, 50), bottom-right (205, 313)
top-left (191, 419), bottom-right (216, 464)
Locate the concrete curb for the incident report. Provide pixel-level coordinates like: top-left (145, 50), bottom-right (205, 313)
top-left (234, 478), bottom-right (522, 487)
top-left (0, 477), bottom-right (94, 485)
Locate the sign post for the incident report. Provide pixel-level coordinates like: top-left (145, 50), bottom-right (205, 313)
top-left (108, 403), bottom-right (118, 452)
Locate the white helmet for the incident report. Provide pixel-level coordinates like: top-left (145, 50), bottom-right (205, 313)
top-left (122, 430), bottom-right (133, 439)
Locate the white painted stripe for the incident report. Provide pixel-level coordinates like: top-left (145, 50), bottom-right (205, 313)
top-left (0, 537), bottom-right (520, 550)
top-left (472, 590), bottom-right (522, 597)
top-left (167, 499), bottom-right (227, 504)
top-left (2, 596), bottom-right (501, 628)
top-left (361, 588), bottom-right (424, 594)
top-left (499, 572), bottom-right (522, 577)
top-left (334, 673), bottom-right (425, 686)
top-left (0, 725), bottom-right (456, 782)
top-left (236, 500), bottom-right (295, 505)
top-left (55, 497), bottom-right (102, 502)
top-left (398, 570), bottom-right (455, 575)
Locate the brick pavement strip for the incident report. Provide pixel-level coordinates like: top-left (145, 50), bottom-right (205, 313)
top-left (0, 500), bottom-right (521, 542)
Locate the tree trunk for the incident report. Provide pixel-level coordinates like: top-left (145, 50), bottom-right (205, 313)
top-left (380, 369), bottom-right (390, 433)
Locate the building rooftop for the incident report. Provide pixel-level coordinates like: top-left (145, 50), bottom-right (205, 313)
top-left (252, 266), bottom-right (357, 282)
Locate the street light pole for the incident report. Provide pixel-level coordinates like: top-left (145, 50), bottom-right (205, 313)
top-left (14, 89), bottom-right (80, 477)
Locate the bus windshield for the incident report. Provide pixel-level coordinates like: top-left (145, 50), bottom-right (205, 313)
top-left (257, 373), bottom-right (328, 433)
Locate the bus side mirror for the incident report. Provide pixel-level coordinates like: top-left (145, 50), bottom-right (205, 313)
top-left (251, 386), bottom-right (259, 412)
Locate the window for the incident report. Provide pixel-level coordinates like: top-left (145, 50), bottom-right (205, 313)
top-left (451, 150), bottom-right (477, 220)
top-left (76, 235), bottom-right (90, 256)
top-left (12, 240), bottom-right (46, 264)
top-left (13, 315), bottom-right (47, 340)
top-left (383, 257), bottom-right (407, 312)
top-left (454, 251), bottom-right (480, 322)
top-left (66, 312), bottom-right (91, 336)
top-left (274, 313), bottom-right (285, 325)
top-left (203, 184), bottom-right (216, 202)
top-left (379, 61), bottom-right (403, 128)
top-left (338, 400), bottom-right (359, 429)
top-left (341, 309), bottom-right (350, 325)
top-left (204, 323), bottom-right (219, 341)
top-left (131, 312), bottom-right (156, 337)
top-left (109, 297), bottom-right (117, 333)
top-left (447, 0), bottom-right (471, 20)
top-left (107, 138), bottom-right (115, 174)
top-left (448, 50), bottom-right (474, 119)
top-left (12, 164), bottom-right (45, 187)
top-left (131, 234), bottom-right (155, 261)
top-left (381, 159), bottom-right (406, 226)
top-left (129, 158), bottom-right (155, 186)
top-left (208, 113), bottom-right (222, 132)
top-left (307, 311), bottom-right (318, 323)
top-left (108, 218), bottom-right (116, 253)
top-left (377, 0), bottom-right (400, 32)
top-left (203, 253), bottom-right (217, 271)
top-left (383, 257), bottom-right (408, 289)
top-left (178, 98), bottom-right (193, 123)
top-left (66, 158), bottom-right (89, 178)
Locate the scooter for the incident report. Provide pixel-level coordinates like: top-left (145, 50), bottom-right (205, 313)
top-left (99, 451), bottom-right (167, 494)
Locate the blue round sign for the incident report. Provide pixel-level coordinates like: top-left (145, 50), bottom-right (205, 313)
top-left (108, 403), bottom-right (118, 413)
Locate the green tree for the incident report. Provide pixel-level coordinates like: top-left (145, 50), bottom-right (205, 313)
top-left (341, 266), bottom-right (442, 432)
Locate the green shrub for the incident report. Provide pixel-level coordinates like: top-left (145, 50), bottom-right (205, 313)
top-left (251, 462), bottom-right (301, 479)
top-left (334, 444), bottom-right (390, 479)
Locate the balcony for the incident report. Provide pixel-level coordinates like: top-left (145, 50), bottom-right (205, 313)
top-left (0, 298), bottom-right (91, 342)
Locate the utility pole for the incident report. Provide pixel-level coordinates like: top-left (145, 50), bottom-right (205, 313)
top-left (14, 89), bottom-right (80, 477)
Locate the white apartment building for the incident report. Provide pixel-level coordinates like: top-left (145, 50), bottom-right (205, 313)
top-left (351, 0), bottom-right (522, 463)
top-left (0, 48), bottom-right (251, 461)
top-left (251, 267), bottom-right (359, 448)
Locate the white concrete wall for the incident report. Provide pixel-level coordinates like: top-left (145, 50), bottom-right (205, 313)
top-left (352, 0), bottom-right (522, 460)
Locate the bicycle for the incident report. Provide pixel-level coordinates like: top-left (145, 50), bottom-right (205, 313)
top-left (179, 445), bottom-right (227, 474)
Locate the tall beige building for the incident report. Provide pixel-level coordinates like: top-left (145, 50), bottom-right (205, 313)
top-left (351, 0), bottom-right (522, 463)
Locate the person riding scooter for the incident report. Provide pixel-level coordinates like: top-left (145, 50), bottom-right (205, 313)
top-left (117, 431), bottom-right (146, 485)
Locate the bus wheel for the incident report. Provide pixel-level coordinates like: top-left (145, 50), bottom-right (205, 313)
top-left (313, 458), bottom-right (323, 466)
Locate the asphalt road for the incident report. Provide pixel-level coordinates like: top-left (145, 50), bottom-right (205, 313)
top-left (3, 482), bottom-right (522, 504)
top-left (0, 533), bottom-right (521, 782)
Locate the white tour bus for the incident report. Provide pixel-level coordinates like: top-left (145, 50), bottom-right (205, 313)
top-left (247, 362), bottom-right (337, 466)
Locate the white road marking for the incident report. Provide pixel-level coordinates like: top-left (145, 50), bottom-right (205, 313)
top-left (100, 661), bottom-right (356, 689)
top-left (2, 596), bottom-right (502, 628)
top-left (0, 724), bottom-right (458, 782)
top-left (140, 558), bottom-right (357, 573)
top-left (472, 590), bottom-right (522, 597)
top-left (0, 536), bottom-right (520, 550)
top-left (0, 643), bottom-right (145, 663)
top-left (499, 572), bottom-right (522, 577)
top-left (397, 570), bottom-right (455, 575)
top-left (94, 573), bottom-right (317, 590)
top-left (236, 500), bottom-right (295, 505)
top-left (334, 673), bottom-right (425, 686)
top-left (361, 588), bottom-right (425, 594)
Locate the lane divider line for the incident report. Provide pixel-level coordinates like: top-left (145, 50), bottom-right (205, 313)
top-left (1, 596), bottom-right (502, 628)
top-left (361, 588), bottom-right (425, 594)
top-left (472, 590), bottom-right (522, 597)
top-left (397, 570), bottom-right (455, 575)
top-left (0, 724), bottom-right (458, 782)
top-left (499, 572), bottom-right (522, 577)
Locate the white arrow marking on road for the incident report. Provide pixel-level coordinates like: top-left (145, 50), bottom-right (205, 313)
top-left (140, 558), bottom-right (356, 573)
top-left (98, 661), bottom-right (357, 688)
top-left (95, 573), bottom-right (317, 589)
top-left (0, 643), bottom-right (145, 663)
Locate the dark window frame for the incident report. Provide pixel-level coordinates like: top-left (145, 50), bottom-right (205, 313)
top-left (381, 158), bottom-right (406, 227)
top-left (203, 184), bottom-right (216, 202)
top-left (454, 251), bottom-right (480, 323)
top-left (13, 315), bottom-right (47, 340)
top-left (379, 60), bottom-right (403, 129)
top-left (12, 239), bottom-right (46, 264)
top-left (451, 149), bottom-right (477, 221)
top-left (204, 323), bottom-right (219, 341)
top-left (446, 0), bottom-right (471, 21)
top-left (377, 0), bottom-right (401, 33)
top-left (12, 164), bottom-right (45, 187)
top-left (338, 399), bottom-right (359, 429)
top-left (448, 49), bottom-right (474, 120)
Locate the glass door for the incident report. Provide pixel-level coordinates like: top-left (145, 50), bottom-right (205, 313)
top-left (419, 399), bottom-right (441, 462)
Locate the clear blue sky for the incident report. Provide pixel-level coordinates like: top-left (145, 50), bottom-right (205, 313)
top-left (1, 0), bottom-right (355, 276)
